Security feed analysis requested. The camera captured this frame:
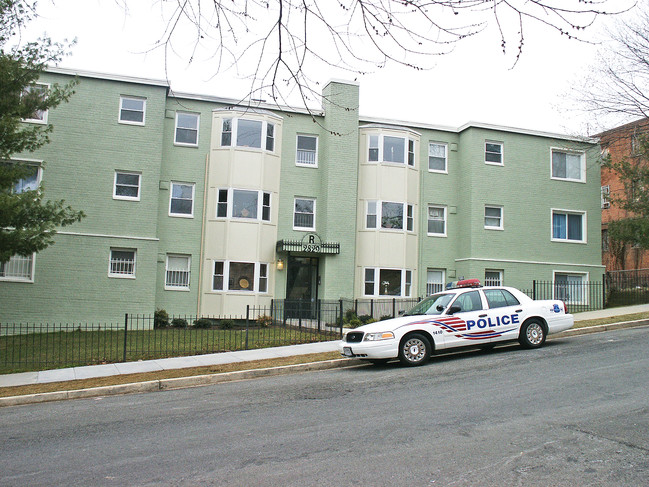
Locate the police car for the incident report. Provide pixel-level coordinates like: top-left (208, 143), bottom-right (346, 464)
top-left (340, 279), bottom-right (574, 366)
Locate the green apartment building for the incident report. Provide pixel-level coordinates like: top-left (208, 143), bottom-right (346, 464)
top-left (0, 68), bottom-right (604, 324)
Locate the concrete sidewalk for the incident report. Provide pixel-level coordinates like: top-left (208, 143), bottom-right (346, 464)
top-left (2, 304), bottom-right (649, 390)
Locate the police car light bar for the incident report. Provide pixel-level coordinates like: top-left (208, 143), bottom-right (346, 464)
top-left (446, 279), bottom-right (482, 289)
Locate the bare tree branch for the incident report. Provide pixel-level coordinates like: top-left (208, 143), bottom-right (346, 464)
top-left (139, 0), bottom-right (628, 118)
top-left (573, 3), bottom-right (649, 132)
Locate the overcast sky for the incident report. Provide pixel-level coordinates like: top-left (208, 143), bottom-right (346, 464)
top-left (24, 1), bottom-right (637, 136)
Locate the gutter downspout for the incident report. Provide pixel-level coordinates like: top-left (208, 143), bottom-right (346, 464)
top-left (197, 152), bottom-right (210, 316)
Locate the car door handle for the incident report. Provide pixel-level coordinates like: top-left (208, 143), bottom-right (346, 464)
top-left (515, 309), bottom-right (523, 313)
top-left (479, 314), bottom-right (488, 317)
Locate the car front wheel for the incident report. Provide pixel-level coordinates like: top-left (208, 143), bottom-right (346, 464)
top-left (519, 319), bottom-right (546, 349)
top-left (399, 333), bottom-right (431, 366)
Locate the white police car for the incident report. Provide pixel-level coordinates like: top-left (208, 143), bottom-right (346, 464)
top-left (339, 279), bottom-right (574, 366)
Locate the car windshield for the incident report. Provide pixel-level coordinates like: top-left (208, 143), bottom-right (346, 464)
top-left (404, 293), bottom-right (454, 316)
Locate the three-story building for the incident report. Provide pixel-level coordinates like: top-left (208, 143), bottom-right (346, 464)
top-left (0, 68), bottom-right (604, 323)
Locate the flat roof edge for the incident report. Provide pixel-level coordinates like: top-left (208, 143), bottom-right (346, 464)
top-left (45, 66), bottom-right (170, 88)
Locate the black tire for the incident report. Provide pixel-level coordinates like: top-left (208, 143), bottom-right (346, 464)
top-left (399, 333), bottom-right (431, 366)
top-left (519, 319), bottom-right (546, 349)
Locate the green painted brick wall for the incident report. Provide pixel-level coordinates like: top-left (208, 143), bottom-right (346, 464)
top-left (0, 70), bottom-right (604, 324)
top-left (319, 81), bottom-right (360, 299)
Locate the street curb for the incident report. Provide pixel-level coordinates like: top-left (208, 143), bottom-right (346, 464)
top-left (552, 318), bottom-right (649, 338)
top-left (0, 358), bottom-right (363, 408)
top-left (2, 319), bottom-right (649, 408)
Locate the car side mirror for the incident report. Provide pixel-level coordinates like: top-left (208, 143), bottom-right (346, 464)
top-left (398, 310), bottom-right (405, 316)
top-left (447, 305), bottom-right (461, 315)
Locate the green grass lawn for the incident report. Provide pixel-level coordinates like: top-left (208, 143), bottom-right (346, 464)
top-left (0, 326), bottom-right (339, 374)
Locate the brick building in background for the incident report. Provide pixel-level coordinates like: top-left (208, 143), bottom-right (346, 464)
top-left (600, 118), bottom-right (649, 271)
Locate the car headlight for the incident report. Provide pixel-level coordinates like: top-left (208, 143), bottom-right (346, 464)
top-left (364, 331), bottom-right (395, 341)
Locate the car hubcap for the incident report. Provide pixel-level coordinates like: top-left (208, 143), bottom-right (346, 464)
top-left (404, 339), bottom-right (425, 362)
top-left (527, 323), bottom-right (543, 345)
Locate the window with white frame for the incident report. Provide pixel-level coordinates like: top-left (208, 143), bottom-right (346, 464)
top-left (109, 249), bottom-right (136, 278)
top-left (262, 192), bottom-right (271, 221)
top-left (11, 164), bottom-right (41, 193)
top-left (427, 205), bottom-right (446, 236)
top-left (367, 134), bottom-right (415, 165)
top-left (552, 149), bottom-right (584, 182)
top-left (554, 272), bottom-right (588, 305)
top-left (294, 198), bottom-right (315, 230)
top-left (366, 201), bottom-right (377, 228)
top-left (216, 189), bottom-right (271, 222)
top-left (266, 123), bottom-right (275, 151)
top-left (119, 96), bottom-right (146, 125)
top-left (484, 270), bottom-right (503, 286)
top-left (428, 142), bottom-right (447, 172)
top-left (364, 268), bottom-right (412, 297)
top-left (212, 261), bottom-right (269, 293)
top-left (426, 269), bottom-right (445, 295)
top-left (296, 135), bottom-right (318, 166)
top-left (113, 171), bottom-right (141, 201)
top-left (484, 206), bottom-right (503, 230)
top-left (0, 254), bottom-right (34, 282)
top-left (220, 117), bottom-right (276, 152)
top-left (221, 118), bottom-right (232, 146)
top-left (259, 263), bottom-right (268, 293)
top-left (169, 182), bottom-right (195, 217)
top-left (485, 141), bottom-right (503, 165)
top-left (382, 202), bottom-right (403, 229)
top-left (165, 255), bottom-right (191, 289)
top-left (365, 201), bottom-right (413, 231)
top-left (23, 83), bottom-right (48, 124)
top-left (552, 210), bottom-right (585, 242)
top-left (601, 185), bottom-right (610, 209)
top-left (174, 112), bottom-right (200, 146)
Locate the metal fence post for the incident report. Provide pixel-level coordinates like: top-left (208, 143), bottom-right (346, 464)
top-left (339, 299), bottom-right (344, 338)
top-left (532, 280), bottom-right (537, 301)
top-left (602, 274), bottom-right (607, 309)
top-left (123, 313), bottom-right (128, 363)
top-left (245, 305), bottom-right (250, 350)
top-left (392, 298), bottom-right (396, 318)
top-left (317, 299), bottom-right (322, 332)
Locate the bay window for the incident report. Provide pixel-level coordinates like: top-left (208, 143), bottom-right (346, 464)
top-left (366, 201), bottom-right (413, 231)
top-left (220, 117), bottom-right (276, 152)
top-left (216, 189), bottom-right (272, 222)
top-left (364, 268), bottom-right (413, 297)
top-left (212, 261), bottom-right (269, 293)
top-left (367, 133), bottom-right (415, 165)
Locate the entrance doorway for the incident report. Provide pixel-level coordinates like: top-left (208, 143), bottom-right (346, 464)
top-left (285, 256), bottom-right (319, 318)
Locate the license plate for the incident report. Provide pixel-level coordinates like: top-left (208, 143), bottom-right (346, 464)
top-left (343, 347), bottom-right (353, 357)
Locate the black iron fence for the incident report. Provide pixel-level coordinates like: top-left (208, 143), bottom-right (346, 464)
top-left (521, 279), bottom-right (606, 313)
top-left (0, 297), bottom-right (420, 374)
top-left (606, 269), bottom-right (649, 308)
top-left (0, 310), bottom-right (337, 374)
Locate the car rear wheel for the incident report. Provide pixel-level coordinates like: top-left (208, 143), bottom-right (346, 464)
top-left (519, 319), bottom-right (546, 349)
top-left (399, 333), bottom-right (431, 366)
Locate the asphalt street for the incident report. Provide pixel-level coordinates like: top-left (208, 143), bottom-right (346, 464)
top-left (1, 326), bottom-right (648, 486)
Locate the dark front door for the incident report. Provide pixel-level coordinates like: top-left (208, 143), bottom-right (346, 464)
top-left (285, 256), bottom-right (319, 318)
